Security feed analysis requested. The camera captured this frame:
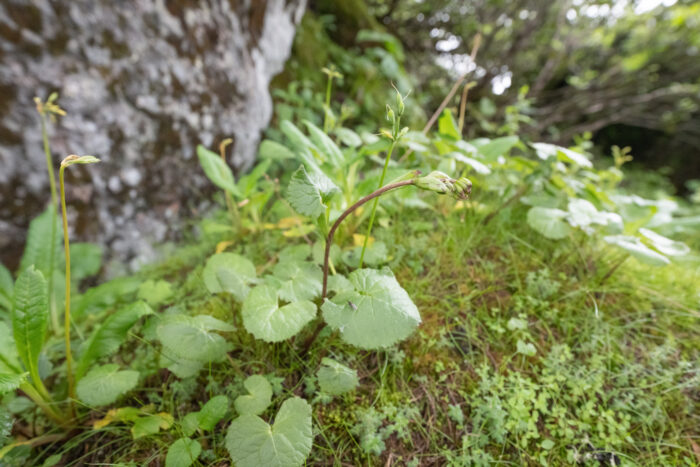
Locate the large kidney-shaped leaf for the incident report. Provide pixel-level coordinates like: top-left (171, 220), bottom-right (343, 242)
top-left (202, 253), bottom-right (257, 301)
top-left (76, 364), bottom-right (139, 406)
top-left (603, 235), bottom-right (670, 266)
top-left (317, 358), bottom-right (359, 395)
top-left (197, 145), bottom-right (241, 198)
top-left (241, 285), bottom-right (316, 342)
top-left (76, 301), bottom-right (153, 381)
top-left (12, 266), bottom-right (48, 386)
top-left (526, 207), bottom-right (572, 240)
top-left (321, 268), bottom-right (421, 349)
top-left (157, 314), bottom-right (235, 362)
top-left (269, 261), bottom-right (322, 302)
top-left (286, 165), bottom-right (339, 219)
top-left (166, 438), bottom-right (202, 467)
top-left (225, 397), bottom-right (312, 467)
top-left (567, 198), bottom-right (623, 234)
top-left (235, 374), bottom-right (273, 416)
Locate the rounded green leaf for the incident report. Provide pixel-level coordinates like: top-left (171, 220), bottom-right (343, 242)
top-left (198, 395), bottom-right (229, 430)
top-left (317, 358), bottom-right (359, 395)
top-left (271, 261), bottom-right (322, 302)
top-left (286, 165), bottom-right (339, 219)
top-left (156, 314), bottom-right (234, 362)
top-left (321, 268), bottom-right (421, 349)
top-left (76, 364), bottom-right (139, 406)
top-left (235, 375), bottom-right (272, 416)
top-left (526, 207), bottom-right (572, 239)
top-left (225, 397), bottom-right (312, 467)
top-left (203, 253), bottom-right (257, 301)
top-left (165, 438), bottom-right (202, 467)
top-left (242, 285), bottom-right (316, 342)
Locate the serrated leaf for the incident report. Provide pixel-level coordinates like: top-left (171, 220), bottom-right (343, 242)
top-left (225, 397), bottom-right (312, 467)
top-left (286, 165), bottom-right (339, 219)
top-left (181, 412), bottom-right (200, 437)
top-left (321, 268), bottom-right (421, 349)
top-left (157, 314), bottom-right (235, 363)
top-left (202, 253), bottom-right (256, 301)
top-left (197, 145), bottom-right (242, 198)
top-left (0, 373), bottom-right (27, 395)
top-left (603, 235), bottom-right (670, 266)
top-left (166, 438), bottom-right (201, 467)
top-left (270, 261), bottom-right (322, 302)
top-left (342, 242), bottom-right (388, 268)
top-left (131, 412), bottom-right (174, 439)
top-left (279, 244), bottom-right (311, 263)
top-left (241, 285), bottom-right (316, 342)
top-left (438, 109), bottom-right (460, 139)
top-left (19, 207), bottom-right (59, 278)
top-left (76, 301), bottom-right (153, 381)
top-left (317, 358), bottom-right (358, 395)
top-left (638, 228), bottom-right (690, 256)
top-left (11, 266), bottom-right (48, 386)
top-left (137, 280), bottom-right (173, 307)
top-left (0, 322), bottom-right (20, 373)
top-left (235, 375), bottom-right (272, 416)
top-left (76, 364), bottom-right (139, 406)
top-left (526, 207), bottom-right (572, 239)
top-left (0, 263), bottom-right (13, 311)
top-left (304, 120), bottom-right (344, 167)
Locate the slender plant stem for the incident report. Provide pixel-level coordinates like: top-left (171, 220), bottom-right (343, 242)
top-left (599, 254), bottom-right (629, 284)
top-left (359, 139), bottom-right (397, 268)
top-left (40, 116), bottom-right (60, 334)
top-left (20, 382), bottom-right (66, 425)
top-left (58, 166), bottom-right (76, 409)
top-left (324, 76), bottom-right (333, 132)
top-left (219, 139), bottom-right (239, 227)
top-left (323, 179), bottom-right (415, 299)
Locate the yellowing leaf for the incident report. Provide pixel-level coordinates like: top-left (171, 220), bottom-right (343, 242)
top-left (216, 241), bottom-right (235, 254)
top-left (352, 234), bottom-right (374, 247)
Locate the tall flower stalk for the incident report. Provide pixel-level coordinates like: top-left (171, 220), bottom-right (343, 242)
top-left (59, 154), bottom-right (100, 410)
top-left (34, 94), bottom-right (66, 334)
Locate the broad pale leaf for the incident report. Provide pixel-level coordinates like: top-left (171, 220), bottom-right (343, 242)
top-left (317, 358), bottom-right (359, 395)
top-left (304, 120), bottom-right (344, 167)
top-left (450, 152), bottom-right (491, 174)
top-left (526, 207), bottom-right (572, 239)
top-left (280, 121), bottom-right (322, 170)
top-left (638, 228), bottom-right (690, 256)
top-left (157, 314), bottom-right (234, 362)
top-left (321, 268), bottom-right (421, 349)
top-left (334, 127), bottom-right (362, 148)
top-left (76, 364), bottom-right (139, 406)
top-left (286, 165), bottom-right (339, 219)
top-left (532, 142), bottom-right (592, 168)
top-left (166, 438), bottom-right (202, 467)
top-left (567, 198), bottom-right (623, 233)
top-left (603, 235), bottom-right (670, 266)
top-left (11, 266), bottom-right (48, 385)
top-left (76, 301), bottom-right (153, 380)
top-left (241, 285), bottom-right (316, 342)
top-left (278, 244), bottom-right (312, 263)
top-left (225, 397), bottom-right (312, 467)
top-left (234, 375), bottom-right (272, 416)
top-left (202, 253), bottom-right (256, 301)
top-left (197, 145), bottom-right (242, 198)
top-left (270, 261), bottom-right (322, 302)
top-left (258, 140), bottom-right (296, 161)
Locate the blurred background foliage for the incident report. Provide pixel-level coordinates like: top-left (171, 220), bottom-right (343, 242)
top-left (273, 0), bottom-right (699, 194)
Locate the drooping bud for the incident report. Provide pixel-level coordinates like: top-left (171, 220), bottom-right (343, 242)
top-left (60, 154), bottom-right (100, 168)
top-left (415, 171), bottom-right (472, 200)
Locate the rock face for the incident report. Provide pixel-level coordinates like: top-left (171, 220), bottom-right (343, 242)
top-left (0, 0), bottom-right (306, 273)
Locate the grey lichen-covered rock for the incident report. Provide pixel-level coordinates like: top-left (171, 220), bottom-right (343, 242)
top-left (0, 0), bottom-right (306, 273)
